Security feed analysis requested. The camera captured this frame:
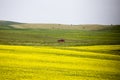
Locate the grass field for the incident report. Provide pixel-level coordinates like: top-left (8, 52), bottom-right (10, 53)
top-left (0, 21), bottom-right (120, 46)
top-left (0, 45), bottom-right (120, 80)
top-left (0, 21), bottom-right (120, 80)
top-left (0, 28), bottom-right (120, 46)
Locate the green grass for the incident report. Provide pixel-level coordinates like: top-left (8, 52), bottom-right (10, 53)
top-left (0, 28), bottom-right (120, 46)
top-left (0, 21), bottom-right (120, 46)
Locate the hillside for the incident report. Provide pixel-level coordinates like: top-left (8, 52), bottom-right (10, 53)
top-left (0, 20), bottom-right (120, 46)
top-left (0, 21), bottom-right (120, 80)
top-left (0, 20), bottom-right (117, 31)
top-left (0, 20), bottom-right (21, 29)
top-left (0, 20), bottom-right (21, 25)
top-left (11, 24), bottom-right (110, 30)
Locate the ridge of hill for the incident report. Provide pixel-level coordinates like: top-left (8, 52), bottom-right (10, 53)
top-left (0, 20), bottom-right (120, 31)
top-left (0, 20), bottom-right (21, 25)
top-left (11, 24), bottom-right (109, 30)
top-left (0, 20), bottom-right (22, 29)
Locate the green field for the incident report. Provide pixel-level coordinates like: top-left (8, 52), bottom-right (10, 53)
top-left (0, 27), bottom-right (120, 46)
top-left (0, 21), bottom-right (120, 80)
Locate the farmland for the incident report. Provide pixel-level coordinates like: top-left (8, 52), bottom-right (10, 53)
top-left (0, 21), bottom-right (120, 80)
top-left (0, 27), bottom-right (120, 46)
top-left (0, 45), bottom-right (120, 80)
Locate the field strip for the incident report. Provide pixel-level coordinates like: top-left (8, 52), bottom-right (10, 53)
top-left (0, 45), bottom-right (120, 80)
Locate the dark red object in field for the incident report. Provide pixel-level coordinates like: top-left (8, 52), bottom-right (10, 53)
top-left (58, 39), bottom-right (65, 43)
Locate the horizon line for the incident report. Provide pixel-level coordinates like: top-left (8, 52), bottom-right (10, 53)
top-left (0, 19), bottom-right (120, 25)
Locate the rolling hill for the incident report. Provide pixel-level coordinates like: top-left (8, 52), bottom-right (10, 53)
top-left (0, 20), bottom-right (115, 30)
top-left (11, 24), bottom-right (109, 30)
top-left (0, 20), bottom-right (120, 80)
top-left (0, 20), bottom-right (21, 25)
top-left (0, 20), bottom-right (22, 29)
top-left (0, 20), bottom-right (120, 46)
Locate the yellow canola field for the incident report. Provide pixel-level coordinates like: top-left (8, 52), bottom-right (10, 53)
top-left (0, 45), bottom-right (120, 80)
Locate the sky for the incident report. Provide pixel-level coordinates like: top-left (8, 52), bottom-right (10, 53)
top-left (0, 0), bottom-right (120, 24)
